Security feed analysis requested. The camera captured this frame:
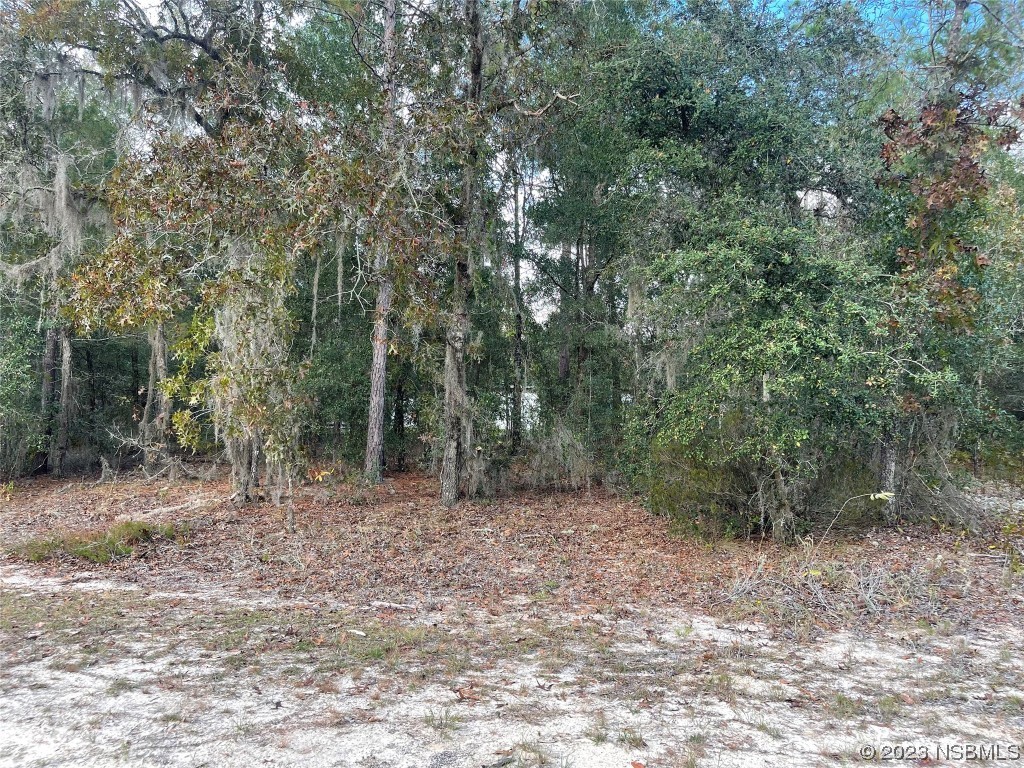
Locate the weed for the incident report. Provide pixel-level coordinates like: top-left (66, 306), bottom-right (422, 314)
top-left (946, 637), bottom-right (976, 674)
top-left (514, 740), bottom-right (555, 766)
top-left (443, 650), bottom-right (473, 678)
top-left (1000, 695), bottom-right (1024, 713)
top-left (875, 694), bottom-right (902, 722)
top-left (17, 520), bottom-right (185, 564)
top-left (233, 721), bottom-right (259, 737)
top-left (674, 623), bottom-right (695, 640)
top-left (617, 725), bottom-right (647, 748)
top-left (829, 693), bottom-right (866, 719)
top-left (704, 672), bottom-right (735, 700)
top-left (106, 678), bottom-right (140, 696)
top-left (584, 711), bottom-right (609, 744)
top-left (631, 685), bottom-right (667, 704)
top-left (749, 716), bottom-right (782, 738)
top-left (423, 708), bottom-right (460, 735)
top-left (315, 678), bottom-right (341, 694)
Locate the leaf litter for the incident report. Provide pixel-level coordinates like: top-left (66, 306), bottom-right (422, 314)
top-left (1, 471), bottom-right (1022, 766)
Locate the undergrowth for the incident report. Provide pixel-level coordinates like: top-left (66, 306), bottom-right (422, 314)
top-left (712, 538), bottom-right (1019, 634)
top-left (15, 520), bottom-right (186, 564)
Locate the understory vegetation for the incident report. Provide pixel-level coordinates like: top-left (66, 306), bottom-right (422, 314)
top-left (17, 519), bottom-right (184, 564)
top-left (1, 0), bottom-right (1023, 542)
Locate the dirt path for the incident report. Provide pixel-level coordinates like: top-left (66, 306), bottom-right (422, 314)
top-left (3, 565), bottom-right (1023, 768)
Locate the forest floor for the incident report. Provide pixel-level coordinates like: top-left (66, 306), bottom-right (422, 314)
top-left (1, 471), bottom-right (1023, 767)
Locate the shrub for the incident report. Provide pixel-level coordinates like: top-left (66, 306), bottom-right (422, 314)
top-left (17, 520), bottom-right (185, 564)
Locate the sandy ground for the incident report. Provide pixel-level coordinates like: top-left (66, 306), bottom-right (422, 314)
top-left (3, 565), bottom-right (1023, 768)
top-left (2, 474), bottom-right (1023, 766)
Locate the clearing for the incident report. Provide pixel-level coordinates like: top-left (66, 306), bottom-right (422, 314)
top-left (1, 473), bottom-right (1022, 767)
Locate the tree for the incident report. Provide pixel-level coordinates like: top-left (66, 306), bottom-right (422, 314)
top-left (0, 10), bottom-right (121, 477)
top-left (870, 0), bottom-right (1024, 521)
top-left (45, 0), bottom-right (316, 499)
top-left (615, 0), bottom-right (886, 540)
top-left (3, 0), bottom-right (1021, 543)
top-left (434, 0), bottom-right (569, 505)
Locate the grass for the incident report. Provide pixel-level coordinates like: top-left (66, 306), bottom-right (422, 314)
top-left (16, 520), bottom-right (186, 564)
top-left (999, 695), bottom-right (1024, 713)
top-left (0, 589), bottom-right (666, 696)
top-left (106, 677), bottom-right (141, 696)
top-left (617, 725), bottom-right (647, 749)
top-left (5, 551), bottom-right (1022, 763)
top-left (423, 707), bottom-right (461, 735)
top-left (875, 694), bottom-right (903, 722)
top-left (829, 693), bottom-right (867, 720)
top-left (712, 538), bottom-right (1016, 635)
top-left (513, 740), bottom-right (559, 767)
top-left (584, 712), bottom-right (610, 744)
top-left (749, 716), bottom-right (782, 738)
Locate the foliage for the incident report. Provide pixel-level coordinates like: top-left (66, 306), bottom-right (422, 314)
top-left (1, 0), bottom-right (1022, 535)
top-left (0, 309), bottom-right (44, 478)
top-left (16, 520), bottom-right (185, 564)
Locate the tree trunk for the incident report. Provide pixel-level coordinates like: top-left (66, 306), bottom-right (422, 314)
top-left (363, 0), bottom-right (398, 485)
top-left (130, 342), bottom-right (142, 418)
top-left (944, 1), bottom-right (970, 82)
top-left (39, 327), bottom-right (57, 472)
top-left (557, 241), bottom-right (572, 399)
top-left (511, 250), bottom-right (525, 453)
top-left (140, 323), bottom-right (171, 471)
top-left (153, 324), bottom-right (171, 466)
top-left (140, 328), bottom-right (158, 458)
top-left (392, 370), bottom-right (406, 471)
top-left (364, 276), bottom-right (393, 483)
top-left (879, 434), bottom-right (899, 524)
top-left (771, 466), bottom-right (795, 543)
top-left (576, 237), bottom-right (594, 386)
top-left (558, 345), bottom-right (570, 383)
top-left (607, 277), bottom-right (621, 416)
top-left (309, 252), bottom-right (322, 360)
top-left (509, 164), bottom-right (526, 453)
top-left (228, 435), bottom-right (260, 504)
top-left (52, 329), bottom-right (72, 477)
top-left (440, 0), bottom-right (483, 507)
top-left (441, 306), bottom-right (468, 506)
top-left (336, 232), bottom-right (346, 323)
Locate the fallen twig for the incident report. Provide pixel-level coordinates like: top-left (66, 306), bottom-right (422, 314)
top-left (118, 497), bottom-right (221, 521)
top-left (360, 600), bottom-right (416, 612)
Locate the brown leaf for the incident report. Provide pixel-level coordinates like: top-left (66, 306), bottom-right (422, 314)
top-left (452, 685), bottom-right (481, 702)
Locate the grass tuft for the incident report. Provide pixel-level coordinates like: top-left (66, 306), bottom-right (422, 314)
top-left (617, 725), bottom-right (647, 749)
top-left (17, 520), bottom-right (186, 564)
top-left (423, 707), bottom-right (461, 735)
